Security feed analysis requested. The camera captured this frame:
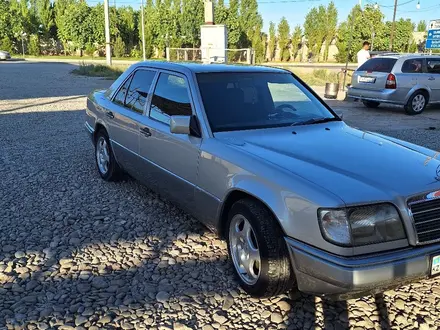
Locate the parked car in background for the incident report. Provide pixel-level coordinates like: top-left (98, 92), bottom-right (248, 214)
top-left (0, 50), bottom-right (11, 61)
top-left (86, 62), bottom-right (440, 299)
top-left (347, 54), bottom-right (440, 114)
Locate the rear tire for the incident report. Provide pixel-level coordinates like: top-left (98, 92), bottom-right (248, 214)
top-left (94, 129), bottom-right (122, 181)
top-left (405, 91), bottom-right (428, 115)
top-left (226, 198), bottom-right (295, 297)
top-left (362, 101), bottom-right (380, 108)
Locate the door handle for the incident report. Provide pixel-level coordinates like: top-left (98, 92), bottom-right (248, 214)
top-left (105, 111), bottom-right (114, 119)
top-left (140, 127), bottom-right (152, 137)
top-left (428, 77), bottom-right (435, 81)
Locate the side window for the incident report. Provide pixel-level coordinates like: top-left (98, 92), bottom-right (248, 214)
top-left (124, 69), bottom-right (156, 114)
top-left (150, 73), bottom-right (192, 124)
top-left (401, 59), bottom-right (423, 73)
top-left (113, 76), bottom-right (132, 106)
top-left (427, 59), bottom-right (440, 74)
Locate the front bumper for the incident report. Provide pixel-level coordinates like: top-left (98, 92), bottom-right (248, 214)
top-left (347, 87), bottom-right (404, 105)
top-left (286, 237), bottom-right (440, 300)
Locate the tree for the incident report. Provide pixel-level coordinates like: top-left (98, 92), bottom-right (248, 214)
top-left (304, 6), bottom-right (326, 61)
top-left (240, 0), bottom-right (259, 47)
top-left (417, 20), bottom-right (426, 32)
top-left (324, 1), bottom-right (337, 61)
top-left (277, 17), bottom-right (290, 61)
top-left (335, 4), bottom-right (385, 62)
top-left (117, 6), bottom-right (138, 53)
top-left (180, 0), bottom-right (203, 49)
top-left (268, 21), bottom-right (276, 61)
top-left (62, 1), bottom-right (90, 53)
top-left (291, 25), bottom-right (302, 61)
top-left (54, 0), bottom-right (75, 54)
top-left (36, 0), bottom-right (54, 37)
top-left (114, 35), bottom-right (126, 57)
top-left (227, 0), bottom-right (241, 48)
top-left (214, 0), bottom-right (228, 25)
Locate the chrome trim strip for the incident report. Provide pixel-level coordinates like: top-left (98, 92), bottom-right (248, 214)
top-left (412, 206), bottom-right (440, 215)
top-left (110, 139), bottom-right (221, 202)
top-left (414, 217), bottom-right (440, 226)
top-left (85, 122), bottom-right (94, 134)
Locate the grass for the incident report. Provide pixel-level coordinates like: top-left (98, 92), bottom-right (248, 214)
top-left (71, 63), bottom-right (128, 79)
top-left (292, 68), bottom-right (340, 86)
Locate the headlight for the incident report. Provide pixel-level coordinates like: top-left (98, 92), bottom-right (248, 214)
top-left (319, 204), bottom-right (406, 246)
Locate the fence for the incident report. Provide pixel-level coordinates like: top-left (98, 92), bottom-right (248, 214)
top-left (166, 47), bottom-right (254, 64)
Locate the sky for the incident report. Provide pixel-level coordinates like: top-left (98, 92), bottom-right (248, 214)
top-left (88, 0), bottom-right (440, 32)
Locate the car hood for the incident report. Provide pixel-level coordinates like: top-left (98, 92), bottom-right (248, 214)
top-left (215, 122), bottom-right (440, 204)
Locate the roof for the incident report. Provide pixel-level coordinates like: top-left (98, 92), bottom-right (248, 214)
top-left (375, 53), bottom-right (440, 60)
top-left (133, 61), bottom-right (288, 74)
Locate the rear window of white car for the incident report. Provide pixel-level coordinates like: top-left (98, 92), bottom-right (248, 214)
top-left (357, 58), bottom-right (397, 73)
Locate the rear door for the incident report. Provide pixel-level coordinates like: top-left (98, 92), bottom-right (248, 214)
top-left (351, 57), bottom-right (398, 90)
top-left (108, 68), bottom-right (157, 174)
top-left (426, 58), bottom-right (440, 102)
top-left (397, 58), bottom-right (425, 97)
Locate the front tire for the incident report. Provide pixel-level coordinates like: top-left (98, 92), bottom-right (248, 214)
top-left (405, 91), bottom-right (428, 115)
top-left (362, 101), bottom-right (380, 108)
top-left (226, 199), bottom-right (294, 297)
top-left (94, 129), bottom-right (121, 181)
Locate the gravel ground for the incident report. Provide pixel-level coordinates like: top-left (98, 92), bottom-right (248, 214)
top-left (1, 62), bottom-right (440, 330)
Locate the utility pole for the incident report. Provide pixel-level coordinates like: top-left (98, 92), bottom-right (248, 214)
top-left (389, 0), bottom-right (398, 51)
top-left (104, 0), bottom-right (112, 66)
top-left (141, 0), bottom-right (146, 61)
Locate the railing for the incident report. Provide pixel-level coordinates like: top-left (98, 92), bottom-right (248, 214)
top-left (166, 47), bottom-right (254, 64)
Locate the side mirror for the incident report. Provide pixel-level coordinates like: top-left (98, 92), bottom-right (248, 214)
top-left (336, 111), bottom-right (344, 120)
top-left (170, 115), bottom-right (191, 134)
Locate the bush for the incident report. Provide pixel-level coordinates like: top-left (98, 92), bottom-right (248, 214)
top-left (84, 43), bottom-right (96, 57)
top-left (0, 37), bottom-right (13, 53)
top-left (130, 46), bottom-right (142, 59)
top-left (113, 36), bottom-right (126, 58)
top-left (28, 34), bottom-right (40, 55)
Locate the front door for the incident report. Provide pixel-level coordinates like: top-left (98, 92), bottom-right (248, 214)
top-left (107, 68), bottom-right (157, 175)
top-left (138, 71), bottom-right (201, 212)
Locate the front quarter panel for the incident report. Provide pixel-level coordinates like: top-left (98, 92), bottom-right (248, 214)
top-left (195, 138), bottom-right (366, 256)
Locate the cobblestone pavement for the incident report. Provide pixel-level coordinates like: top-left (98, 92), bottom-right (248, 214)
top-left (1, 62), bottom-right (439, 330)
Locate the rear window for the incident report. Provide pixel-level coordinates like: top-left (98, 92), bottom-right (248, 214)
top-left (357, 58), bottom-right (397, 73)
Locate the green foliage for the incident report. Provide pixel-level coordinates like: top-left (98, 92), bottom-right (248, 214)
top-left (324, 1), bottom-right (337, 61)
top-left (28, 34), bottom-right (40, 55)
top-left (268, 22), bottom-right (276, 61)
top-left (291, 25), bottom-right (302, 61)
top-left (84, 44), bottom-right (96, 57)
top-left (226, 0), bottom-right (241, 48)
top-left (114, 35), bottom-right (126, 57)
top-left (0, 37), bottom-right (13, 53)
top-left (417, 20), bottom-right (426, 32)
top-left (277, 17), bottom-right (290, 61)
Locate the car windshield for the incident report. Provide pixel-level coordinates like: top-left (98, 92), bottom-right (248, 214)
top-left (196, 72), bottom-right (337, 132)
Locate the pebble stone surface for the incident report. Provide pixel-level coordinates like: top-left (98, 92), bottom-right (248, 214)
top-left (1, 61), bottom-right (440, 330)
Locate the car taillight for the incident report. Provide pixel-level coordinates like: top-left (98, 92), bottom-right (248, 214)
top-left (385, 73), bottom-right (396, 89)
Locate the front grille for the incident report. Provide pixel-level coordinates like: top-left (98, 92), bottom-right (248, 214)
top-left (409, 198), bottom-right (440, 244)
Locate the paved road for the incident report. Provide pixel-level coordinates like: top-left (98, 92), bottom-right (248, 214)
top-left (1, 61), bottom-right (439, 330)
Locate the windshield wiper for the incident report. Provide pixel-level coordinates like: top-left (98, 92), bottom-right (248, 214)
top-left (291, 117), bottom-right (339, 126)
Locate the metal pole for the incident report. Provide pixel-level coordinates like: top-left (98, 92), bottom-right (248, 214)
top-left (141, 0), bottom-right (146, 61)
top-left (104, 0), bottom-right (112, 66)
top-left (343, 9), bottom-right (356, 91)
top-left (390, 0), bottom-right (398, 51)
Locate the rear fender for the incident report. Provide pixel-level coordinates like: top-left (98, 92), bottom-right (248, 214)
top-left (404, 85), bottom-right (432, 103)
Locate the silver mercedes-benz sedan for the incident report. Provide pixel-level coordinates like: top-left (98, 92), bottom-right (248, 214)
top-left (85, 62), bottom-right (440, 299)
